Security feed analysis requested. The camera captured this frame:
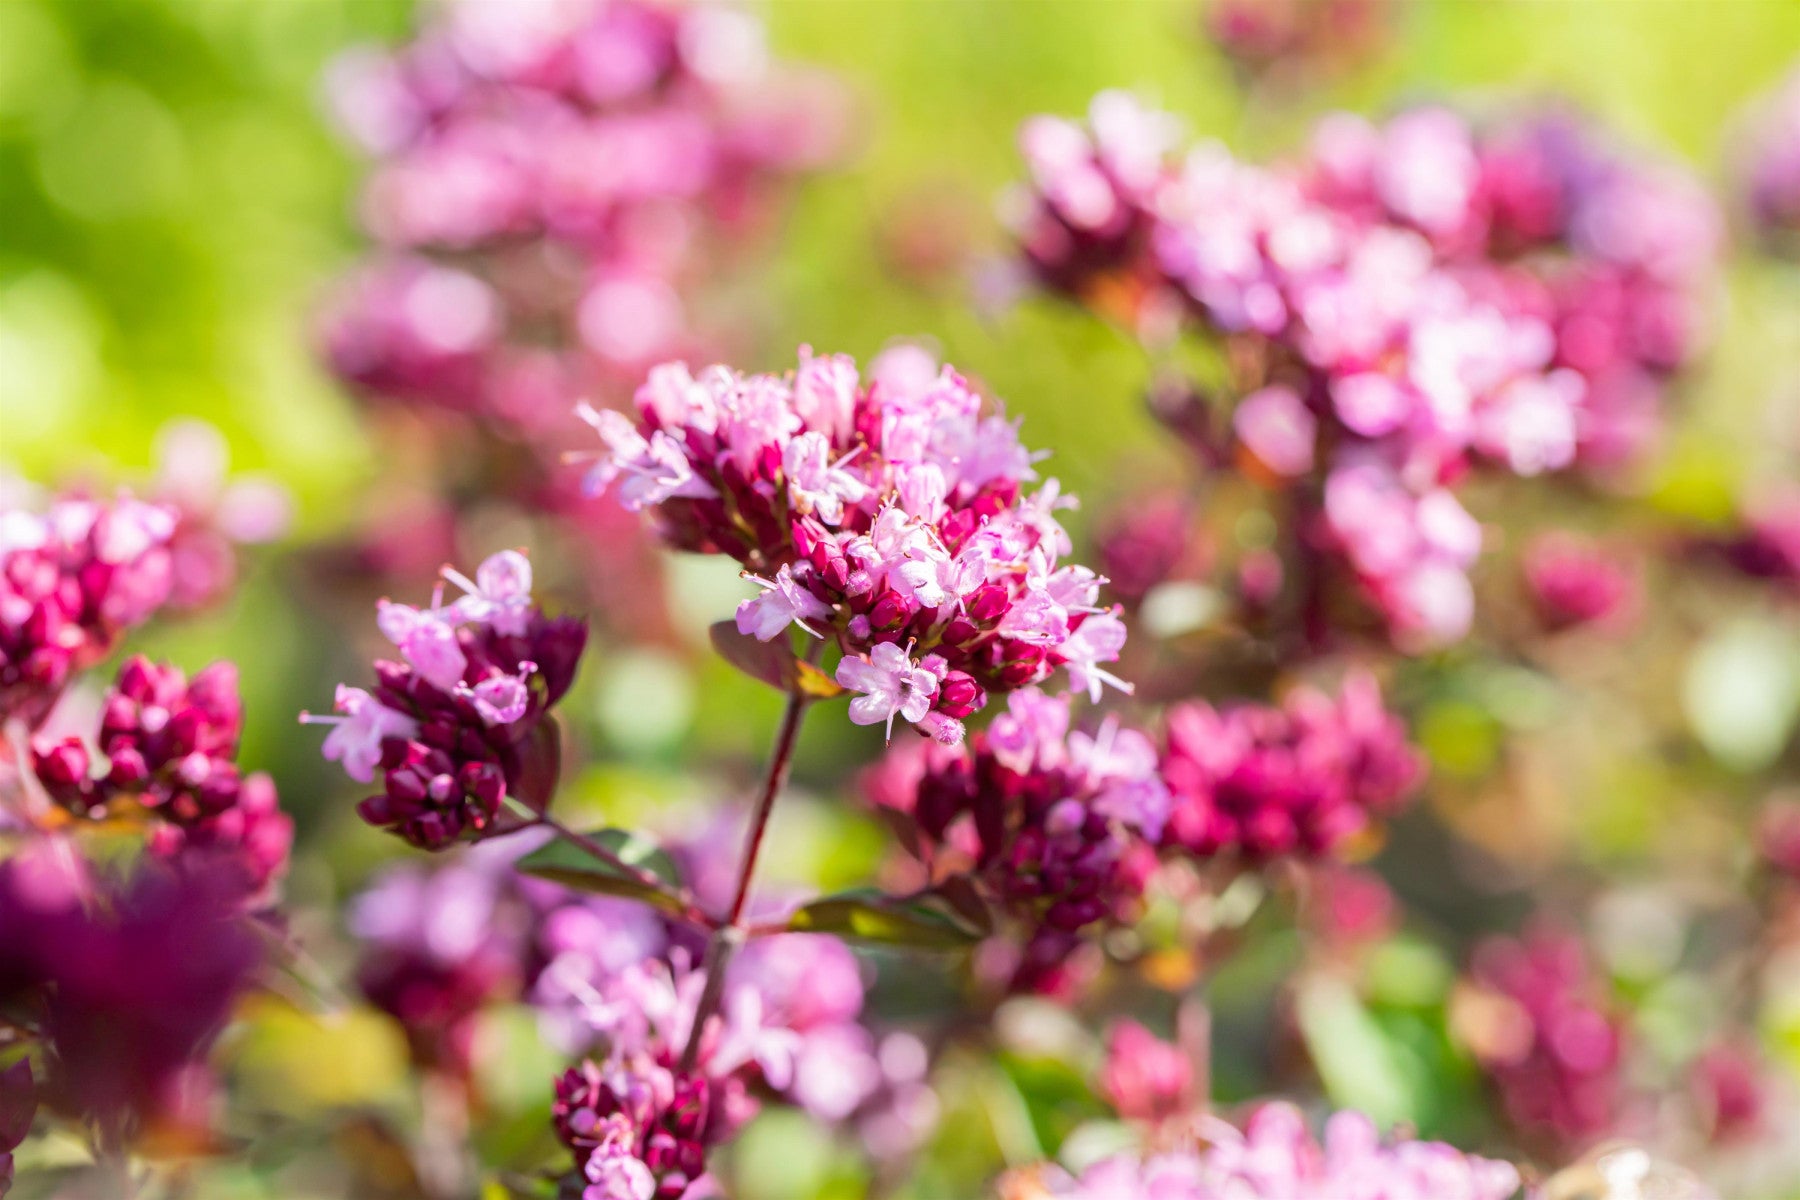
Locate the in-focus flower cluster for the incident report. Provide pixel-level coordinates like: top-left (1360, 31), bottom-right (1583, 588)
top-left (1461, 927), bottom-right (1626, 1156)
top-left (866, 688), bottom-right (1167, 993)
top-left (1009, 96), bottom-right (1718, 648)
top-left (304, 549), bottom-right (586, 849)
top-left (584, 350), bottom-right (1131, 744)
top-left (0, 842), bottom-right (264, 1146)
top-left (31, 656), bottom-right (292, 895)
top-left (323, 0), bottom-right (839, 432)
top-left (1000, 1101), bottom-right (1520, 1200)
top-left (1159, 671), bottom-right (1422, 862)
top-left (0, 494), bottom-right (176, 724)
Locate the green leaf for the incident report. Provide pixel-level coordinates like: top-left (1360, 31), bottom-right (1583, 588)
top-left (709, 620), bottom-right (797, 691)
top-left (787, 886), bottom-right (988, 948)
top-left (516, 829), bottom-right (686, 915)
top-left (1295, 976), bottom-right (1419, 1127)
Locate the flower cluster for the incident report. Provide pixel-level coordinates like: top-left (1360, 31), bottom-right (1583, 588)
top-left (349, 846), bottom-right (535, 1075)
top-left (0, 493), bottom-right (176, 724)
top-left (0, 842), bottom-right (264, 1145)
top-left (1203, 0), bottom-right (1400, 85)
top-left (1461, 927), bottom-right (1626, 1155)
top-left (303, 549), bottom-right (587, 849)
top-left (1736, 67), bottom-right (1800, 253)
top-left (322, 0), bottom-right (839, 432)
top-left (553, 1054), bottom-right (740, 1200)
top-left (1520, 532), bottom-right (1640, 633)
top-left (867, 688), bottom-right (1167, 992)
top-left (1097, 1018), bottom-right (1196, 1126)
top-left (1159, 672), bottom-right (1423, 862)
top-left (1010, 96), bottom-right (1718, 648)
top-left (536, 904), bottom-right (915, 1194)
top-left (584, 350), bottom-right (1131, 743)
top-left (32, 656), bottom-right (292, 895)
top-left (535, 899), bottom-right (893, 1125)
top-left (1000, 1102), bottom-right (1520, 1200)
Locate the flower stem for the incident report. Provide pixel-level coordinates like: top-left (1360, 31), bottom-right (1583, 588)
top-left (679, 687), bottom-right (809, 1071)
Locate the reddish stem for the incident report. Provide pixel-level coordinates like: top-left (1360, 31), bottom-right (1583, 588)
top-left (679, 688), bottom-right (809, 1070)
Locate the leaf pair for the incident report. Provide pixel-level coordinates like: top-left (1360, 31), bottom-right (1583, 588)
top-left (519, 825), bottom-right (992, 949)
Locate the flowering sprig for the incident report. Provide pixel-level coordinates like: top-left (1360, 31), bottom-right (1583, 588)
top-left (301, 548), bottom-right (587, 849)
top-left (0, 839), bottom-right (265, 1153)
top-left (580, 349), bottom-right (1132, 745)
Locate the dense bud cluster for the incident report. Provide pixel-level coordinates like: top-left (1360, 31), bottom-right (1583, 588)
top-left (1001, 1102), bottom-right (1519, 1200)
top-left (303, 549), bottom-right (587, 848)
top-left (583, 350), bottom-right (1130, 743)
top-left (31, 656), bottom-right (292, 895)
top-left (0, 495), bottom-right (176, 724)
top-left (1010, 96), bottom-right (1718, 648)
top-left (868, 688), bottom-right (1166, 991)
top-left (1159, 672), bottom-right (1422, 862)
top-left (322, 0), bottom-right (838, 430)
top-left (1463, 927), bottom-right (1626, 1155)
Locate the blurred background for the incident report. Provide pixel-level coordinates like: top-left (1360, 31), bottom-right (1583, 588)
top-left (3, 1), bottom-right (1800, 1196)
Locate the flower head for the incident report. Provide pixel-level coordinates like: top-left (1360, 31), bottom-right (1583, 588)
top-left (586, 350), bottom-right (1132, 737)
top-left (303, 549), bottom-right (587, 849)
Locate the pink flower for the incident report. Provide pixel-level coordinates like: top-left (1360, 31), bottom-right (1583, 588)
top-left (443, 549), bottom-right (534, 635)
top-left (837, 642), bottom-right (943, 741)
top-left (576, 403), bottom-right (717, 510)
top-left (466, 663), bottom-right (537, 726)
top-left (377, 598), bottom-right (469, 691)
top-left (300, 684), bottom-right (420, 784)
top-left (783, 431), bottom-right (867, 525)
top-left (736, 565), bottom-right (832, 641)
top-left (1060, 612), bottom-right (1131, 703)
